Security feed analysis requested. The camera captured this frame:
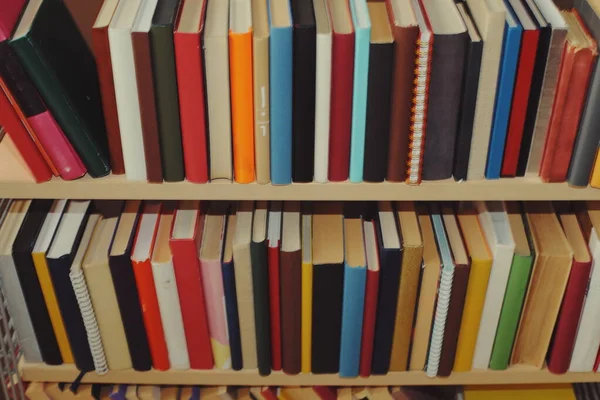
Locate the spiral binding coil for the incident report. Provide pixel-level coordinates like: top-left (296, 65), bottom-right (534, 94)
top-left (69, 269), bottom-right (108, 375)
top-left (426, 265), bottom-right (454, 377)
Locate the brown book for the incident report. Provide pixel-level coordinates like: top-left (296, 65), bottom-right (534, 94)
top-left (385, 0), bottom-right (419, 182)
top-left (92, 0), bottom-right (125, 175)
top-left (389, 202), bottom-right (423, 371)
top-left (280, 201), bottom-right (302, 375)
top-left (511, 202), bottom-right (573, 368)
top-left (132, 1), bottom-right (163, 182)
top-left (65, 0), bottom-right (104, 50)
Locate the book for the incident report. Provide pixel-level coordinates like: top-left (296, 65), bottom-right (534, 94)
top-left (420, 0), bottom-right (467, 181)
top-left (0, 127), bottom-right (36, 182)
top-left (485, 1), bottom-right (523, 179)
top-left (269, 0), bottom-right (293, 185)
top-left (108, 0), bottom-right (147, 181)
top-left (453, 3), bottom-right (484, 181)
top-left (542, 10), bottom-right (597, 183)
top-left (0, 0), bottom-right (26, 40)
top-left (472, 202), bottom-right (515, 369)
top-left (222, 212), bottom-right (242, 371)
top-left (131, 0), bottom-right (163, 183)
top-left (204, 0), bottom-right (232, 181)
top-left (169, 201), bottom-right (213, 370)
top-left (453, 202), bottom-right (493, 372)
top-left (109, 200), bottom-right (153, 372)
top-left (281, 202), bottom-right (302, 375)
top-left (267, 202), bottom-right (282, 370)
top-left (409, 205), bottom-right (440, 371)
top-left (174, 0), bottom-right (209, 183)
top-left (363, 2), bottom-right (394, 183)
top-left (131, 203), bottom-right (169, 371)
top-left (465, 0), bottom-right (506, 181)
top-left (389, 202), bottom-right (423, 371)
top-left (10, 0), bottom-right (110, 178)
top-left (63, 0), bottom-right (104, 50)
top-left (371, 202), bottom-right (402, 374)
top-left (230, 0), bottom-right (256, 184)
top-left (463, 385), bottom-right (577, 400)
top-left (301, 208), bottom-right (313, 373)
top-left (385, 0), bottom-right (418, 183)
top-left (47, 200), bottom-right (94, 371)
top-left (311, 202), bottom-right (344, 373)
top-left (488, 202), bottom-right (534, 370)
top-left (339, 211), bottom-right (366, 378)
top-left (253, 0), bottom-right (271, 184)
top-left (511, 202), bottom-right (573, 368)
top-left (291, 0), bottom-right (316, 183)
top-left (327, 0), bottom-right (355, 182)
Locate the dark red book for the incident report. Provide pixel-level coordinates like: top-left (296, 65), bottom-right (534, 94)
top-left (313, 387), bottom-right (336, 400)
top-left (501, 19), bottom-right (540, 177)
top-left (268, 234), bottom-right (282, 371)
top-left (359, 267), bottom-right (379, 377)
top-left (327, 2), bottom-right (354, 182)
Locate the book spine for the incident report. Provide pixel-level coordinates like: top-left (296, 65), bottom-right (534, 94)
top-left (359, 268), bottom-right (379, 377)
top-left (301, 260), bottom-right (313, 373)
top-left (221, 261), bottom-right (243, 371)
top-left (280, 251), bottom-right (302, 375)
top-left (253, 34), bottom-right (271, 184)
top-left (250, 241), bottom-right (272, 376)
top-left (339, 265), bottom-right (366, 378)
top-left (268, 245), bottom-right (282, 371)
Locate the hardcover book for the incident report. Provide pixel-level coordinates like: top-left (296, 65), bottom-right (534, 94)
top-left (253, 0), bottom-right (271, 184)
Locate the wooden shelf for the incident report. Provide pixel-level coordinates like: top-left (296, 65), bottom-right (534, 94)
top-left (1, 175), bottom-right (600, 201)
top-left (18, 363), bottom-right (600, 386)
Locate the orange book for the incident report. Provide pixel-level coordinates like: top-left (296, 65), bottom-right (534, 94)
top-left (229, 0), bottom-right (255, 183)
top-left (131, 202), bottom-right (170, 371)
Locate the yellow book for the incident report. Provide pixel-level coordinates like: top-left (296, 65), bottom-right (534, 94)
top-left (73, 385), bottom-right (95, 400)
top-left (26, 383), bottom-right (50, 400)
top-left (464, 385), bottom-right (576, 400)
top-left (453, 203), bottom-right (493, 371)
top-left (32, 199), bottom-right (74, 363)
top-left (589, 152), bottom-right (600, 188)
top-left (301, 212), bottom-right (312, 373)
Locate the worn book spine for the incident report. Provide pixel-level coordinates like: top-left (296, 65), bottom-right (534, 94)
top-left (251, 240), bottom-right (272, 375)
top-left (280, 250), bottom-right (302, 375)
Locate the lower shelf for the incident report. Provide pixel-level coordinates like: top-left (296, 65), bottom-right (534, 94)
top-left (18, 363), bottom-right (600, 386)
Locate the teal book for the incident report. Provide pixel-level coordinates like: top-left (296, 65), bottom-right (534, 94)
top-left (348, 0), bottom-right (371, 183)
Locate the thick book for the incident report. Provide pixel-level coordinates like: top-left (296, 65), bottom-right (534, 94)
top-left (485, 1), bottom-right (523, 179)
top-left (420, 0), bottom-right (467, 181)
top-left (253, 0), bottom-right (271, 184)
top-left (132, 0), bottom-right (163, 183)
top-left (169, 201), bottom-right (213, 370)
top-left (385, 0), bottom-right (418, 182)
top-left (267, 202), bottom-right (282, 371)
top-left (359, 220), bottom-right (379, 378)
top-left (488, 202), bottom-right (534, 370)
top-left (453, 3), bottom-right (484, 181)
top-left (339, 213), bottom-right (366, 378)
top-left (541, 10), bottom-right (597, 183)
top-left (301, 210), bottom-right (313, 373)
top-left (222, 212), bottom-right (242, 371)
top-left (291, 0), bottom-right (316, 183)
top-left (312, 202), bottom-right (344, 374)
top-left (150, 0), bottom-right (185, 182)
top-left (92, 0), bottom-right (125, 175)
top-left (109, 201), bottom-right (153, 372)
top-left (363, 2), bottom-right (394, 183)
top-left (269, 0), bottom-right (293, 185)
top-left (10, 0), bottom-right (110, 178)
top-left (327, 0), bottom-right (355, 182)
top-left (174, 0), bottom-right (209, 184)
top-left (371, 202), bottom-right (402, 374)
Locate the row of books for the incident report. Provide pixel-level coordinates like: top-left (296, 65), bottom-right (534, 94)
top-left (3, 199), bottom-right (600, 377)
top-left (22, 384), bottom-right (596, 400)
top-left (3, 0), bottom-right (600, 187)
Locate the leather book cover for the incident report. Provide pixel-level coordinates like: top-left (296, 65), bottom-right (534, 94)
top-left (10, 0), bottom-right (110, 178)
top-left (12, 199), bottom-right (62, 365)
top-left (63, 0), bottom-right (104, 51)
top-left (251, 237), bottom-right (272, 376)
top-left (280, 249), bottom-right (302, 375)
top-left (132, 30), bottom-right (163, 183)
top-left (174, 1), bottom-right (209, 184)
top-left (359, 262), bottom-right (379, 377)
top-left (541, 10), bottom-right (597, 182)
top-left (291, 0), bottom-right (317, 183)
top-left (453, 3), bottom-right (483, 181)
top-left (385, 0), bottom-right (418, 182)
top-left (150, 0), bottom-right (185, 182)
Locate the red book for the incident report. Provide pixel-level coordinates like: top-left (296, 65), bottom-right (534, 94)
top-left (501, 21), bottom-right (540, 177)
top-left (327, 1), bottom-right (355, 182)
top-left (313, 387), bottom-right (336, 400)
top-left (0, 0), bottom-right (25, 41)
top-left (359, 221), bottom-right (380, 377)
top-left (268, 204), bottom-right (282, 371)
top-left (169, 201), bottom-right (214, 370)
top-left (174, 0), bottom-right (209, 183)
top-left (595, 349), bottom-right (600, 371)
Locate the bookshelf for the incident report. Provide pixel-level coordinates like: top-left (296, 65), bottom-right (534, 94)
top-left (2, 176), bottom-right (600, 201)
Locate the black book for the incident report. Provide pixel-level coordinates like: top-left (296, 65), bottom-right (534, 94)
top-left (291, 0), bottom-right (317, 183)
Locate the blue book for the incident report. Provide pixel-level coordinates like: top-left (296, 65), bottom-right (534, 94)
top-left (222, 238), bottom-right (243, 371)
top-left (349, 0), bottom-right (371, 183)
top-left (486, 1), bottom-right (522, 179)
top-left (339, 217), bottom-right (367, 377)
top-left (269, 0), bottom-right (293, 185)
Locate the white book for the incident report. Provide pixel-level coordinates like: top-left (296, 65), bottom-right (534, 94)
top-left (472, 201), bottom-right (515, 369)
top-left (0, 200), bottom-right (42, 363)
top-left (109, 0), bottom-right (147, 181)
top-left (313, 0), bottom-right (332, 183)
top-left (151, 210), bottom-right (190, 370)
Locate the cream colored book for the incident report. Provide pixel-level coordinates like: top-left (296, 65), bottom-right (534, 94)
top-left (252, 0), bottom-right (270, 184)
top-left (125, 386), bottom-right (139, 400)
top-left (137, 387), bottom-right (160, 400)
top-left (0, 128), bottom-right (36, 182)
top-left (26, 383), bottom-right (50, 400)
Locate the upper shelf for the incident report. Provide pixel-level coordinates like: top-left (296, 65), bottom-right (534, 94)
top-left (1, 175), bottom-right (599, 201)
